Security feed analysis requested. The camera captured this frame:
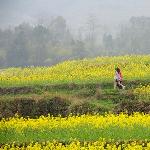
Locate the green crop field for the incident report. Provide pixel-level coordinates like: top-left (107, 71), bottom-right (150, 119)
top-left (0, 55), bottom-right (150, 149)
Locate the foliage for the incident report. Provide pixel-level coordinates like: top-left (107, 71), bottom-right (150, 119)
top-left (0, 55), bottom-right (150, 87)
top-left (1, 16), bottom-right (150, 67)
top-left (0, 113), bottom-right (150, 147)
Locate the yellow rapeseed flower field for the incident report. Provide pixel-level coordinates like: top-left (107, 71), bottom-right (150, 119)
top-left (1, 55), bottom-right (150, 149)
top-left (0, 55), bottom-right (150, 87)
top-left (0, 113), bottom-right (150, 133)
top-left (134, 84), bottom-right (150, 95)
top-left (1, 113), bottom-right (150, 149)
top-left (1, 140), bottom-right (150, 150)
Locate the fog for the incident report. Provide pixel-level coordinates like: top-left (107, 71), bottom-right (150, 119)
top-left (1, 0), bottom-right (150, 30)
top-left (0, 0), bottom-right (150, 67)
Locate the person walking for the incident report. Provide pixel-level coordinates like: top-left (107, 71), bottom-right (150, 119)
top-left (114, 67), bottom-right (125, 89)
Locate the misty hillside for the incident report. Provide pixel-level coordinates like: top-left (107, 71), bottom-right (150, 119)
top-left (0, 0), bottom-right (150, 68)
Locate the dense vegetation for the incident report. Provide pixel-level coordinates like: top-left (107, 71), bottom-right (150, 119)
top-left (0, 55), bottom-right (150, 87)
top-left (0, 55), bottom-right (150, 118)
top-left (0, 55), bottom-right (150, 149)
top-left (0, 16), bottom-right (150, 68)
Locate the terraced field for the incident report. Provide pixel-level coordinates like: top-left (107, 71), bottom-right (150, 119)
top-left (0, 55), bottom-right (150, 149)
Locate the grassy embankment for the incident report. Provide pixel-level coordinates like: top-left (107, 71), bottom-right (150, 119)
top-left (0, 55), bottom-right (150, 118)
top-left (0, 55), bottom-right (150, 149)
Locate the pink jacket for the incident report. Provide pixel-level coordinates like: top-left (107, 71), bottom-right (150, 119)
top-left (114, 71), bottom-right (122, 81)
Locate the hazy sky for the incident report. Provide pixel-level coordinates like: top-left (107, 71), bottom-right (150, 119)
top-left (1, 0), bottom-right (150, 32)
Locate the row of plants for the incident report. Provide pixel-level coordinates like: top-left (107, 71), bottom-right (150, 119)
top-left (0, 113), bottom-right (150, 144)
top-left (1, 113), bottom-right (150, 149)
top-left (1, 140), bottom-right (150, 150)
top-left (0, 55), bottom-right (150, 87)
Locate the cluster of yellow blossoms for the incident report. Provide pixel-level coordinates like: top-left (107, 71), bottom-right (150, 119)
top-left (0, 55), bottom-right (150, 87)
top-left (134, 84), bottom-right (150, 95)
top-left (1, 113), bottom-right (150, 149)
top-left (1, 113), bottom-right (150, 131)
top-left (1, 140), bottom-right (150, 150)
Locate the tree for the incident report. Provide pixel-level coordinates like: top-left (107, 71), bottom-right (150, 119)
top-left (103, 33), bottom-right (113, 50)
top-left (6, 24), bottom-right (31, 67)
top-left (49, 16), bottom-right (68, 44)
top-left (30, 25), bottom-right (50, 66)
top-left (114, 17), bottom-right (150, 54)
